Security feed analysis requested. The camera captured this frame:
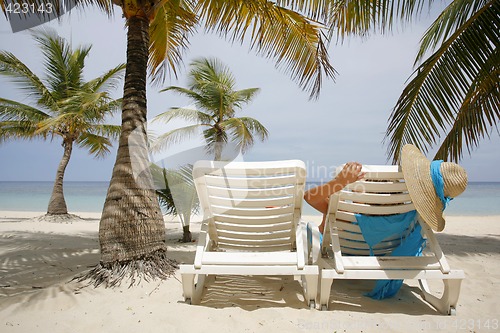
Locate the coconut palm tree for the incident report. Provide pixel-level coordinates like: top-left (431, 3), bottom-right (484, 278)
top-left (152, 57), bottom-right (269, 160)
top-left (0, 29), bottom-right (123, 218)
top-left (384, 0), bottom-right (499, 162)
top-left (152, 57), bottom-right (267, 242)
top-left (3, 0), bottom-right (339, 285)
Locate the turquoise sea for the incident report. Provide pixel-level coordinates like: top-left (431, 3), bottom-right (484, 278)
top-left (0, 181), bottom-right (499, 216)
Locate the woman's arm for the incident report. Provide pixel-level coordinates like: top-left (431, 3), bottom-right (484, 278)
top-left (304, 162), bottom-right (365, 214)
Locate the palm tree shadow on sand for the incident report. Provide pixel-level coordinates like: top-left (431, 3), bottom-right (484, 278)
top-left (0, 230), bottom-right (99, 305)
top-left (198, 275), bottom-right (310, 310)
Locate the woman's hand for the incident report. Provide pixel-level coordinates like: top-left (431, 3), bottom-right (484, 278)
top-left (336, 162), bottom-right (365, 186)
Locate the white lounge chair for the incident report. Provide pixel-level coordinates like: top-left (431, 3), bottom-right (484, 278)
top-left (316, 165), bottom-right (464, 315)
top-left (180, 160), bottom-right (318, 307)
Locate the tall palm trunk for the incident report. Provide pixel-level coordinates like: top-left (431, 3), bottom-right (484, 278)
top-left (214, 144), bottom-right (222, 161)
top-left (214, 125), bottom-right (224, 161)
top-left (99, 15), bottom-right (167, 264)
top-left (47, 140), bottom-right (72, 214)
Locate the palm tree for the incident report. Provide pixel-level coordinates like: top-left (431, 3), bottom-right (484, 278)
top-left (384, 0), bottom-right (499, 162)
top-left (152, 57), bottom-right (267, 242)
top-left (152, 57), bottom-right (269, 160)
top-left (152, 164), bottom-right (199, 242)
top-left (3, 0), bottom-right (339, 285)
top-left (0, 29), bottom-right (123, 218)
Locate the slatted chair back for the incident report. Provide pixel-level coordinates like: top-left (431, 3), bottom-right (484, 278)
top-left (328, 165), bottom-right (417, 256)
top-left (193, 160), bottom-right (306, 252)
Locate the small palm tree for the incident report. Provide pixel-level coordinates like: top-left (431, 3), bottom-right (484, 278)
top-left (152, 57), bottom-right (267, 242)
top-left (0, 29), bottom-right (124, 217)
top-left (152, 164), bottom-right (199, 242)
top-left (152, 57), bottom-right (269, 160)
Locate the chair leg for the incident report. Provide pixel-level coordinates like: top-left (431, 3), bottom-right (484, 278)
top-left (419, 279), bottom-right (462, 315)
top-left (191, 274), bottom-right (209, 305)
top-left (302, 274), bottom-right (318, 309)
top-left (181, 273), bottom-right (209, 305)
top-left (181, 273), bottom-right (195, 304)
top-left (319, 276), bottom-right (334, 310)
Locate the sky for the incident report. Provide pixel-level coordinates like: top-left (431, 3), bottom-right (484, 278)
top-left (0, 4), bottom-right (499, 182)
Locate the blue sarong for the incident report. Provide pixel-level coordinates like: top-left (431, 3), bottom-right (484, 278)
top-left (306, 222), bottom-right (323, 245)
top-left (355, 210), bottom-right (426, 300)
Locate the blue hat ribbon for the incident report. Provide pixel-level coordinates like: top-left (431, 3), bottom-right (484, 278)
top-left (430, 160), bottom-right (452, 210)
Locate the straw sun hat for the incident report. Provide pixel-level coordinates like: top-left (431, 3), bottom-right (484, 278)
top-left (401, 144), bottom-right (468, 232)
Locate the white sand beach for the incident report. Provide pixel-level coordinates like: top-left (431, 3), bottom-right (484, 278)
top-left (0, 211), bottom-right (499, 332)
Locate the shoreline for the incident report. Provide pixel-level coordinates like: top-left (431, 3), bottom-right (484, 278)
top-left (1, 211), bottom-right (499, 332)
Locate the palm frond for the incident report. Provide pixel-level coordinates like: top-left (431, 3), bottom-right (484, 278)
top-left (0, 120), bottom-right (42, 143)
top-left (159, 85), bottom-right (217, 112)
top-left (434, 48), bottom-right (500, 161)
top-left (196, 0), bottom-right (336, 99)
top-left (84, 97), bottom-right (122, 119)
top-left (185, 57), bottom-right (240, 113)
top-left (87, 124), bottom-right (122, 142)
top-left (231, 87), bottom-right (261, 109)
top-left (151, 164), bottom-right (177, 215)
top-left (83, 63), bottom-right (126, 93)
top-left (223, 116), bottom-right (269, 152)
top-left (223, 118), bottom-right (254, 151)
top-left (0, 51), bottom-right (57, 110)
top-left (188, 57), bottom-right (235, 91)
top-left (153, 107), bottom-right (212, 124)
top-left (275, 0), bottom-right (339, 23)
top-left (150, 123), bottom-right (203, 152)
top-left (168, 170), bottom-right (200, 218)
top-left (76, 132), bottom-right (113, 158)
top-left (416, 0), bottom-right (494, 62)
top-left (155, 188), bottom-right (177, 215)
top-left (385, 0), bottom-right (500, 162)
top-left (152, 163), bottom-right (200, 216)
top-left (149, 0), bottom-right (198, 82)
top-left (160, 85), bottom-right (201, 98)
top-left (72, 0), bottom-right (114, 14)
top-left (35, 113), bottom-right (76, 135)
top-left (32, 29), bottom-right (91, 100)
top-left (329, 0), bottom-right (432, 40)
top-left (60, 91), bottom-right (121, 123)
top-left (0, 97), bottom-right (51, 122)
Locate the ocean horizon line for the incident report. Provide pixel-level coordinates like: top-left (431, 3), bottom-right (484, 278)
top-left (1, 181), bottom-right (500, 216)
